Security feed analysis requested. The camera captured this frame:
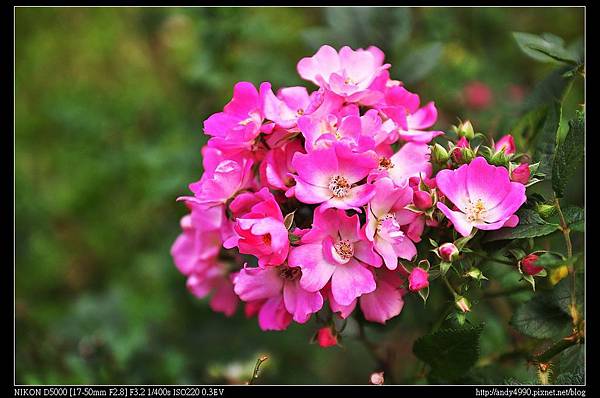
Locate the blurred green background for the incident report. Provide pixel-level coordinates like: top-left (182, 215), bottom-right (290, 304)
top-left (15, 7), bottom-right (584, 384)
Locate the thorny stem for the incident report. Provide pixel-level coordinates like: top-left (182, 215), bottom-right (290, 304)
top-left (532, 331), bottom-right (584, 364)
top-left (247, 355), bottom-right (268, 385)
top-left (442, 275), bottom-right (459, 299)
top-left (554, 196), bottom-right (579, 329)
top-left (554, 197), bottom-right (573, 259)
top-left (357, 320), bottom-right (396, 384)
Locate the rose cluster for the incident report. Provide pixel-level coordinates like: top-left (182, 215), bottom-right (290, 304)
top-left (171, 45), bottom-right (528, 335)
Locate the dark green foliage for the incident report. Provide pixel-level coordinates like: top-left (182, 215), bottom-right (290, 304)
top-left (553, 112), bottom-right (585, 197)
top-left (413, 324), bottom-right (484, 381)
top-left (485, 209), bottom-right (560, 241)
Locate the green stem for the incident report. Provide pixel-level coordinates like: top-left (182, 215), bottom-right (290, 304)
top-left (533, 335), bottom-right (583, 364)
top-left (442, 275), bottom-right (459, 299)
top-left (554, 197), bottom-right (573, 258)
top-left (247, 356), bottom-right (268, 385)
top-left (554, 196), bottom-right (578, 327)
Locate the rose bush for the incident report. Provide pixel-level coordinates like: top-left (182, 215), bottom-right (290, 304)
top-left (172, 39), bottom-right (584, 385)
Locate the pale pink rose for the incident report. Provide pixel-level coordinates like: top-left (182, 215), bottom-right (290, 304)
top-left (436, 157), bottom-right (526, 237)
top-left (287, 208), bottom-right (380, 306)
top-left (223, 188), bottom-right (289, 267)
top-left (291, 143), bottom-right (378, 212)
top-left (204, 81), bottom-right (266, 154)
top-left (233, 265), bottom-right (323, 330)
top-left (365, 177), bottom-right (419, 269)
top-left (297, 45), bottom-right (390, 102)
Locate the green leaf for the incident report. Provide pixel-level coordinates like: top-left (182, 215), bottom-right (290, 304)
top-left (511, 106), bottom-right (548, 150)
top-left (559, 345), bottom-right (584, 374)
top-left (533, 101), bottom-right (561, 176)
top-left (513, 32), bottom-right (579, 65)
top-left (553, 274), bottom-right (584, 316)
top-left (554, 366), bottom-right (584, 385)
top-left (522, 66), bottom-right (575, 113)
top-left (552, 112), bottom-right (585, 197)
top-left (484, 209), bottom-right (560, 242)
top-left (413, 324), bottom-right (484, 380)
top-left (534, 252), bottom-right (567, 269)
top-left (563, 206), bottom-right (584, 232)
top-left (510, 291), bottom-right (571, 339)
top-left (396, 42), bottom-right (442, 84)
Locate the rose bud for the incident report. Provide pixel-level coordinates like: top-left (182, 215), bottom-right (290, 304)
top-left (451, 136), bottom-right (470, 163)
top-left (511, 163), bottom-right (530, 184)
top-left (455, 296), bottom-right (471, 313)
top-left (495, 135), bottom-right (516, 155)
top-left (520, 253), bottom-right (544, 276)
top-left (438, 242), bottom-right (459, 262)
top-left (453, 120), bottom-right (475, 140)
top-left (413, 190), bottom-right (433, 210)
top-left (408, 267), bottom-right (429, 292)
top-left (316, 327), bottom-right (338, 348)
top-left (369, 372), bottom-right (385, 385)
top-left (432, 143), bottom-right (450, 163)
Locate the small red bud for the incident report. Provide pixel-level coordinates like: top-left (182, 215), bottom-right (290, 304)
top-left (316, 327), bottom-right (338, 348)
top-left (438, 242), bottom-right (459, 262)
top-left (408, 267), bottom-right (429, 292)
top-left (520, 254), bottom-right (544, 276)
top-left (495, 135), bottom-right (516, 156)
top-left (451, 136), bottom-right (469, 163)
top-left (511, 163), bottom-right (530, 184)
top-left (413, 190), bottom-right (433, 210)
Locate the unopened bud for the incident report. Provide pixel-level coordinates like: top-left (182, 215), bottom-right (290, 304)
top-left (450, 136), bottom-right (469, 163)
top-left (461, 147), bottom-right (476, 164)
top-left (454, 120), bottom-right (475, 140)
top-left (511, 163), bottom-right (530, 184)
top-left (413, 190), bottom-right (433, 210)
top-left (455, 296), bottom-right (471, 313)
top-left (432, 143), bottom-right (450, 163)
top-left (466, 267), bottom-right (487, 281)
top-left (519, 253), bottom-right (544, 276)
top-left (316, 327), bottom-right (338, 348)
top-left (369, 371), bottom-right (385, 385)
top-left (489, 150), bottom-right (510, 166)
top-left (495, 135), bottom-right (516, 155)
top-left (408, 267), bottom-right (429, 292)
top-left (536, 203), bottom-right (557, 219)
top-left (437, 242), bottom-right (459, 262)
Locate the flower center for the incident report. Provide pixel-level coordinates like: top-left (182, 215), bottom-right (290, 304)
top-left (334, 239), bottom-right (354, 260)
top-left (239, 116), bottom-right (254, 126)
top-left (329, 175), bottom-right (350, 198)
top-left (378, 157), bottom-right (394, 170)
top-left (262, 233), bottom-right (272, 246)
top-left (279, 266), bottom-right (301, 281)
top-left (465, 199), bottom-right (487, 222)
top-left (377, 213), bottom-right (404, 242)
top-left (296, 108), bottom-right (304, 116)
